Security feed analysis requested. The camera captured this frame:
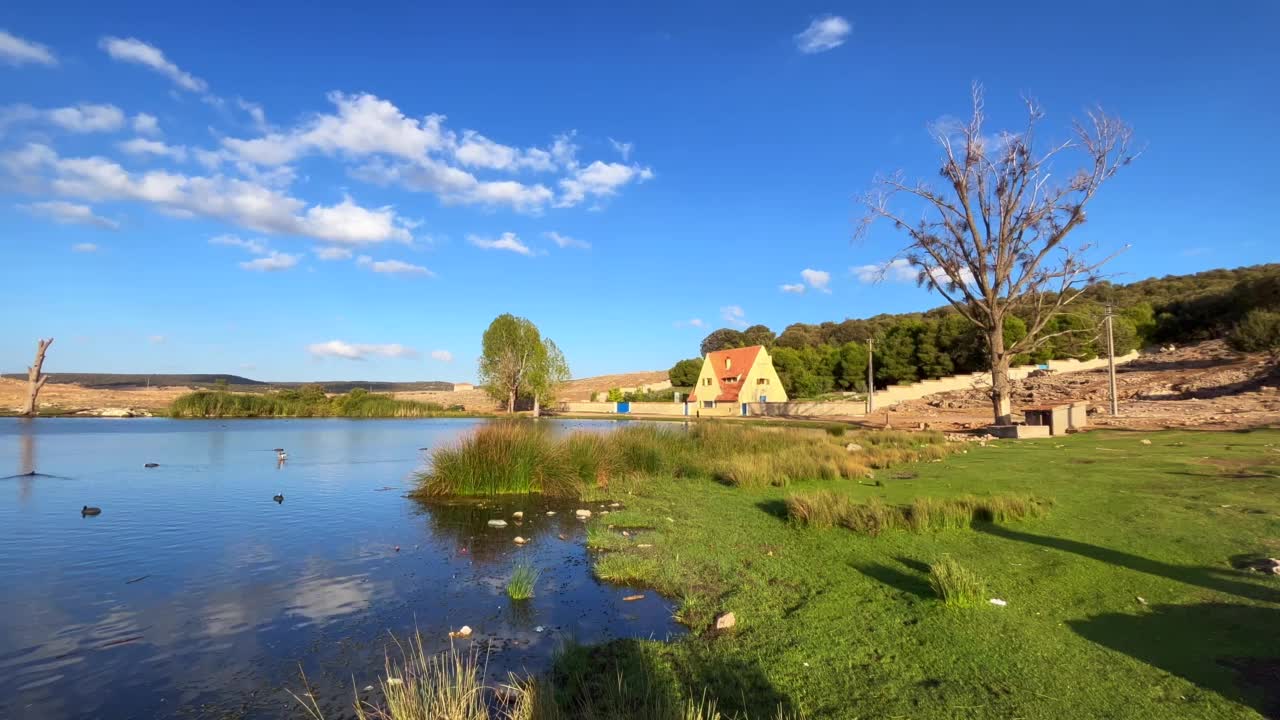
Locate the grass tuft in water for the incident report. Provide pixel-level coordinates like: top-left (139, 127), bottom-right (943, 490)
top-left (507, 562), bottom-right (539, 601)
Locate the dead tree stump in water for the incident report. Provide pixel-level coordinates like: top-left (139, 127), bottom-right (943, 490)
top-left (19, 338), bottom-right (53, 417)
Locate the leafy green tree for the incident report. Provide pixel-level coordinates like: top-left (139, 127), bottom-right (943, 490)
top-left (606, 387), bottom-right (625, 402)
top-left (1228, 309), bottom-right (1280, 352)
top-left (668, 358), bottom-right (702, 387)
top-left (875, 322), bottom-right (920, 386)
top-left (834, 342), bottom-right (869, 392)
top-left (527, 339), bottom-right (570, 417)
top-left (742, 324), bottom-right (777, 348)
top-left (699, 328), bottom-right (746, 355)
top-left (478, 314), bottom-right (561, 413)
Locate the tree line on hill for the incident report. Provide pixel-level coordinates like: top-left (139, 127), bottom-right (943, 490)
top-left (669, 264), bottom-right (1280, 399)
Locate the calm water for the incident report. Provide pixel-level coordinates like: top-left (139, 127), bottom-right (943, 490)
top-left (0, 418), bottom-right (679, 720)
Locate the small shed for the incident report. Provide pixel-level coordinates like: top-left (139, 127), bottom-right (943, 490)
top-left (1023, 402), bottom-right (1088, 436)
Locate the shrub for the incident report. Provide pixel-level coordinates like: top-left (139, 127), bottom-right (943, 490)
top-left (507, 562), bottom-right (539, 600)
top-left (1228, 309), bottom-right (1280, 352)
top-left (417, 423), bottom-right (575, 497)
top-left (929, 556), bottom-right (986, 607)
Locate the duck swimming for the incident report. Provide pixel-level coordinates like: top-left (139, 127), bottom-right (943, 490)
top-left (273, 493), bottom-right (284, 504)
top-left (81, 505), bottom-right (102, 516)
top-left (276, 450), bottom-right (288, 461)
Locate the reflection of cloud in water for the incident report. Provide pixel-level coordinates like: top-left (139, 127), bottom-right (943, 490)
top-left (286, 574), bottom-right (375, 625)
top-left (203, 600), bottom-right (251, 638)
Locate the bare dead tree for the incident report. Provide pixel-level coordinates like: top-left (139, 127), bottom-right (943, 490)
top-left (858, 85), bottom-right (1136, 424)
top-left (20, 338), bottom-right (54, 417)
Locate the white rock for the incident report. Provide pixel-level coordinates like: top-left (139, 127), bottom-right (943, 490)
top-left (513, 536), bottom-right (527, 545)
top-left (450, 625), bottom-right (472, 639)
top-left (715, 612), bottom-right (736, 630)
top-left (575, 509), bottom-right (592, 519)
top-left (989, 598), bottom-right (1008, 607)
top-left (512, 511), bottom-right (524, 519)
top-left (546, 511), bottom-right (556, 516)
top-left (845, 443), bottom-right (863, 452)
top-left (487, 519), bottom-right (508, 528)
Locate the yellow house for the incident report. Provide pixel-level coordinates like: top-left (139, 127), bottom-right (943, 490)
top-left (687, 345), bottom-right (787, 411)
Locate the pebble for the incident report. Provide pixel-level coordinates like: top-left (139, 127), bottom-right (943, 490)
top-left (512, 511), bottom-right (524, 519)
top-left (513, 536), bottom-right (527, 545)
top-left (989, 598), bottom-right (1008, 607)
top-left (487, 519), bottom-right (508, 528)
top-left (715, 612), bottom-right (736, 630)
top-left (623, 594), bottom-right (645, 602)
top-left (449, 625), bottom-right (472, 639)
top-left (546, 511), bottom-right (556, 516)
top-left (575, 509), bottom-right (592, 519)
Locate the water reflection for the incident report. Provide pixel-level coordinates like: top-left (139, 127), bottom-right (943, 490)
top-left (0, 418), bottom-right (681, 720)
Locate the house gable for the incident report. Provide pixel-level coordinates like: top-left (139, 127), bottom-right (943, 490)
top-left (687, 345), bottom-right (785, 404)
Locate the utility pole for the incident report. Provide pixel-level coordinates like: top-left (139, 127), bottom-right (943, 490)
top-left (1105, 305), bottom-right (1118, 416)
top-left (866, 338), bottom-right (875, 413)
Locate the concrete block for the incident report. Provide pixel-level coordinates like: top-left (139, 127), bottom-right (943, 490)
top-left (988, 424), bottom-right (1052, 439)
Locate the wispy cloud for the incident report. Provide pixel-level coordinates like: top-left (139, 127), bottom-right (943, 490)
top-left (800, 268), bottom-right (831, 293)
top-left (210, 234), bottom-right (269, 255)
top-left (240, 251), bottom-right (299, 272)
top-left (543, 230), bottom-right (590, 250)
top-left (132, 112), bottom-right (160, 135)
top-left (99, 36), bottom-right (207, 92)
top-left (0, 30), bottom-right (57, 67)
top-left (795, 15), bottom-right (852, 54)
top-left (148, 334), bottom-right (166, 344)
top-left (314, 246), bottom-right (353, 261)
top-left (119, 137), bottom-right (187, 161)
top-left (307, 340), bottom-right (418, 360)
top-left (608, 138), bottom-right (633, 161)
top-left (23, 201), bottom-right (120, 230)
top-left (356, 255), bottom-right (433, 276)
top-left (72, 242), bottom-right (99, 253)
top-left (853, 258), bottom-right (917, 283)
top-left (430, 350), bottom-right (454, 362)
top-left (780, 283), bottom-right (806, 294)
top-left (49, 103), bottom-right (125, 133)
top-left (468, 231), bottom-right (535, 256)
top-left (720, 305), bottom-right (748, 329)
top-left (674, 318), bottom-right (706, 329)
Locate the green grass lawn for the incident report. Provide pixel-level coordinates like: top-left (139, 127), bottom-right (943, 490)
top-left (571, 429), bottom-right (1280, 719)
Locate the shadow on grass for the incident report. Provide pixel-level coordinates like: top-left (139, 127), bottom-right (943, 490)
top-left (975, 524), bottom-right (1280, 605)
top-left (755, 499), bottom-right (790, 522)
top-left (1068, 603), bottom-right (1280, 719)
top-left (855, 562), bottom-right (934, 600)
top-left (552, 637), bottom-right (797, 719)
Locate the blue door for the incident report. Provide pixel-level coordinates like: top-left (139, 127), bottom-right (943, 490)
top-left (616, 402), bottom-right (630, 414)
top-left (741, 403), bottom-right (748, 416)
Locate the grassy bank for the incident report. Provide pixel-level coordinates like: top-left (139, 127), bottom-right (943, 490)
top-left (564, 428), bottom-right (1280, 719)
top-left (168, 388), bottom-right (483, 418)
top-left (412, 422), bottom-right (952, 498)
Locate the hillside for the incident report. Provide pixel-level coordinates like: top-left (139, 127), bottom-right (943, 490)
top-left (0, 372), bottom-right (452, 393)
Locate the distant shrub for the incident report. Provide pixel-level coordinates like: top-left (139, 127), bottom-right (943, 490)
top-left (1228, 309), bottom-right (1280, 352)
top-left (787, 492), bottom-right (1049, 535)
top-left (606, 388), bottom-right (625, 403)
top-left (929, 556), bottom-right (985, 607)
top-left (168, 389), bottom-right (466, 418)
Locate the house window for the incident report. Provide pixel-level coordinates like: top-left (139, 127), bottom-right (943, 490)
top-left (757, 378), bottom-right (769, 385)
top-left (703, 377), bottom-right (712, 386)
top-left (725, 358), bottom-right (732, 370)
top-left (702, 400), bottom-right (715, 409)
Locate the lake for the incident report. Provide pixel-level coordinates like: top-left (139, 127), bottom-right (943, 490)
top-left (0, 418), bottom-right (680, 720)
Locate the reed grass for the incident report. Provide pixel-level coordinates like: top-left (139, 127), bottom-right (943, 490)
top-left (929, 556), bottom-right (986, 607)
top-left (168, 388), bottom-right (472, 418)
top-left (786, 492), bottom-right (1049, 535)
top-left (507, 562), bottom-right (539, 601)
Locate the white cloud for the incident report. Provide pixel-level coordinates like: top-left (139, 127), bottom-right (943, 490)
top-left (5, 143), bottom-right (416, 245)
top-left (314, 246), bottom-right (353, 260)
top-left (355, 254), bottom-right (433, 276)
top-left (780, 283), bottom-right (806, 294)
top-left (800, 268), bottom-right (831, 293)
top-left (0, 30), bottom-right (57, 67)
top-left (675, 318), bottom-right (706, 329)
top-left (23, 200), bottom-right (120, 230)
top-left (148, 334), bottom-right (166, 344)
top-left (49, 103), bottom-right (125, 133)
top-left (720, 305), bottom-right (748, 329)
top-left (453, 130), bottom-right (554, 172)
top-left (556, 160), bottom-right (654, 207)
top-left (853, 258), bottom-right (917, 283)
top-left (119, 137), bottom-right (187, 161)
top-left (307, 340), bottom-right (419, 360)
top-left (209, 234), bottom-right (268, 255)
top-left (928, 265), bottom-right (977, 287)
top-left (353, 156), bottom-right (554, 213)
top-left (468, 231), bottom-right (534, 256)
top-left (236, 98), bottom-right (267, 130)
top-left (608, 138), bottom-right (633, 161)
top-left (72, 242), bottom-right (99, 252)
top-left (795, 15), bottom-right (852, 54)
top-left (543, 230), bottom-right (590, 250)
top-left (430, 350), bottom-right (454, 362)
top-left (132, 112), bottom-right (160, 135)
top-left (239, 251), bottom-right (299, 272)
top-left (99, 37), bottom-right (207, 92)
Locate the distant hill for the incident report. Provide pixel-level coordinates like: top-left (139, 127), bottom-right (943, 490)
top-left (0, 372), bottom-right (453, 392)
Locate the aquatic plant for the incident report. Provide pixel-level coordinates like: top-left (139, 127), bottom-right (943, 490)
top-left (507, 562), bottom-right (539, 601)
top-left (167, 388), bottom-right (476, 418)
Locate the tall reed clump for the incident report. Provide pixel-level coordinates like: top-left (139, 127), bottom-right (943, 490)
top-left (417, 423), bottom-right (576, 497)
top-left (787, 492), bottom-right (1049, 536)
top-left (168, 389), bottom-right (466, 418)
top-left (507, 562), bottom-right (539, 601)
top-left (929, 556), bottom-right (986, 607)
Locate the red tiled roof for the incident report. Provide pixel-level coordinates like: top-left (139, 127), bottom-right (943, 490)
top-left (687, 345), bottom-right (763, 403)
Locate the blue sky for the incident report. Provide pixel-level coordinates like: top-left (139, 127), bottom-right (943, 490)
top-left (1, 2), bottom-right (1277, 382)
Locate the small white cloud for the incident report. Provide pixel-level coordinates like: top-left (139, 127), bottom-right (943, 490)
top-left (853, 258), bottom-right (917, 283)
top-left (0, 30), bottom-right (57, 66)
top-left (355, 255), bottom-right (433, 276)
top-left (608, 138), bottom-right (633, 161)
top-left (210, 234), bottom-right (269, 255)
top-left (24, 201), bottom-right (120, 230)
top-left (430, 350), bottom-right (454, 362)
top-left (314, 246), bottom-right (353, 260)
top-left (720, 305), bottom-right (748, 328)
top-left (928, 265), bottom-right (976, 287)
top-left (543, 230), bottom-right (590, 250)
top-left (780, 283), bottom-right (806, 294)
top-left (468, 231), bottom-right (534, 256)
top-left (236, 98), bottom-right (267, 130)
top-left (72, 242), bottom-right (99, 253)
top-left (132, 113), bottom-right (160, 135)
top-left (307, 340), bottom-right (418, 360)
top-left (800, 268), bottom-right (832, 293)
top-left (239, 251), bottom-right (299, 272)
top-left (148, 334), bottom-right (166, 344)
top-left (49, 103), bottom-right (125, 133)
top-left (795, 15), bottom-right (852, 54)
top-left (119, 137), bottom-right (187, 161)
top-left (99, 36), bottom-right (207, 92)
top-left (674, 318), bottom-right (706, 329)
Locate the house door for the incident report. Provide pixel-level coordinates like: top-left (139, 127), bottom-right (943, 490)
top-left (741, 403), bottom-right (748, 416)
top-left (616, 402), bottom-right (630, 414)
